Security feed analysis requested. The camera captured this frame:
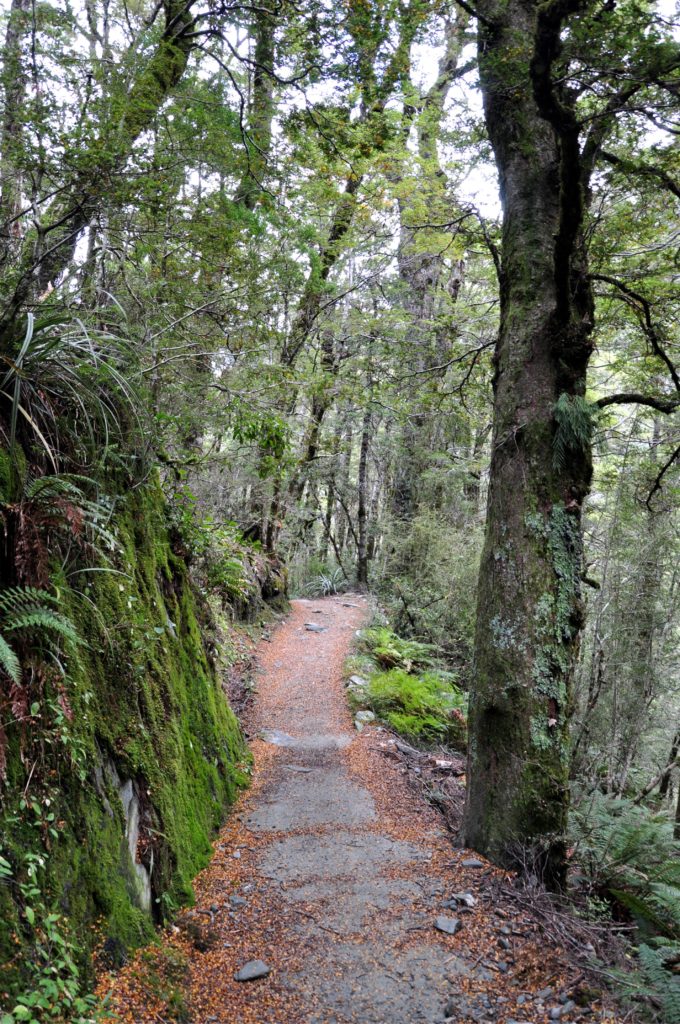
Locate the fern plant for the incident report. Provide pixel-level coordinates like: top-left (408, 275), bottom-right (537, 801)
top-left (638, 940), bottom-right (680, 1023)
top-left (359, 626), bottom-right (436, 671)
top-left (0, 586), bottom-right (80, 684)
top-left (553, 392), bottom-right (594, 471)
top-left (572, 793), bottom-right (680, 1020)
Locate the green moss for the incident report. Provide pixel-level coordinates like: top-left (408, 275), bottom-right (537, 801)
top-left (0, 444), bottom-right (26, 502)
top-left (0, 477), bottom-right (249, 1003)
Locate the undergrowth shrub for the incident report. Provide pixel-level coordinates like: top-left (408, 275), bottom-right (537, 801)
top-left (367, 667), bottom-right (467, 747)
top-left (351, 625), bottom-right (468, 749)
top-left (374, 511), bottom-right (482, 680)
top-left (571, 793), bottom-right (680, 1021)
top-left (358, 626), bottom-right (435, 671)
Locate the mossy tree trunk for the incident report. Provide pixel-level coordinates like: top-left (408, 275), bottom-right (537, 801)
top-left (465, 0), bottom-right (678, 882)
top-left (462, 0), bottom-right (596, 888)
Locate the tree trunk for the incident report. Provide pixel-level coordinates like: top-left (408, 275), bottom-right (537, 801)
top-left (463, 0), bottom-right (595, 888)
top-left (356, 407), bottom-right (371, 590)
top-left (0, 0), bottom-right (30, 268)
top-left (233, 9), bottom-right (276, 210)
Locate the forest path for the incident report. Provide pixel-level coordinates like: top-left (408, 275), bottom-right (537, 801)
top-left (105, 596), bottom-right (573, 1024)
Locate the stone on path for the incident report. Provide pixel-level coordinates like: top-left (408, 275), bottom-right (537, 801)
top-left (304, 622), bottom-right (327, 632)
top-left (435, 916), bottom-right (462, 935)
top-left (234, 959), bottom-right (271, 982)
top-left (462, 858), bottom-right (485, 868)
top-left (354, 710), bottom-right (375, 731)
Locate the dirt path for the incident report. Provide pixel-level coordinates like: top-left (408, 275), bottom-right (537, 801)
top-left (104, 596), bottom-right (585, 1024)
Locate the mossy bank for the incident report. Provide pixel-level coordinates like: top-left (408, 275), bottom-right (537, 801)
top-left (0, 470), bottom-right (281, 1007)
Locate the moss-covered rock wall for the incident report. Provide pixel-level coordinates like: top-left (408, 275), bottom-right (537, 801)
top-left (0, 477), bottom-right (252, 1004)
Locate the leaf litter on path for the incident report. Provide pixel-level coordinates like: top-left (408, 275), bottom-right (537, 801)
top-left (99, 595), bottom-right (609, 1024)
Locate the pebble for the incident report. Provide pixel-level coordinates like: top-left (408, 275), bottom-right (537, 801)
top-left (435, 915), bottom-right (463, 935)
top-left (229, 895), bottom-right (247, 907)
top-left (549, 1001), bottom-right (576, 1019)
top-left (232, 850), bottom-right (241, 859)
top-left (452, 892), bottom-right (477, 907)
top-left (538, 988), bottom-right (553, 1000)
top-left (498, 937), bottom-right (510, 950)
top-left (462, 858), bottom-right (485, 868)
top-left (304, 623), bottom-right (326, 632)
top-left (234, 959), bottom-right (271, 982)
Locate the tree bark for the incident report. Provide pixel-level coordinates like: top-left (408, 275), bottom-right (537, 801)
top-left (356, 406), bottom-right (372, 590)
top-left (462, 0), bottom-right (595, 888)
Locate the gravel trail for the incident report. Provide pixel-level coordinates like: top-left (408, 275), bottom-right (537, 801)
top-left (103, 595), bottom-right (576, 1024)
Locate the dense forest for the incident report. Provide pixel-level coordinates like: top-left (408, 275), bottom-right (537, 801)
top-left (0, 0), bottom-right (678, 1021)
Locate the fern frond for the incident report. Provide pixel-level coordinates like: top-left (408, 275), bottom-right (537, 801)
top-left (0, 633), bottom-right (21, 682)
top-left (639, 942), bottom-right (680, 1023)
top-left (0, 586), bottom-right (57, 614)
top-left (4, 609), bottom-right (81, 647)
top-left (553, 393), bottom-right (594, 471)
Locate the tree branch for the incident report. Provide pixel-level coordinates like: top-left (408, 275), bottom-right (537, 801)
top-left (646, 442), bottom-right (680, 510)
top-left (590, 273), bottom-right (680, 392)
top-left (595, 393), bottom-right (680, 414)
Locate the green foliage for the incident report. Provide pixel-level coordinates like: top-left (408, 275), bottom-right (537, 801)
top-left (0, 852), bottom-right (104, 1024)
top-left (374, 513), bottom-right (483, 678)
top-left (0, 314), bottom-right (144, 478)
top-left (366, 667), bottom-right (467, 746)
top-left (571, 796), bottom-right (680, 1019)
top-left (553, 393), bottom-right (594, 471)
top-left (166, 488), bottom-right (258, 609)
top-left (569, 790), bottom-right (675, 937)
top-left (638, 940), bottom-right (680, 1024)
top-left (303, 568), bottom-right (346, 597)
top-left (0, 482), bottom-right (249, 1013)
top-left (572, 793), bottom-right (680, 940)
top-left (359, 626), bottom-right (436, 671)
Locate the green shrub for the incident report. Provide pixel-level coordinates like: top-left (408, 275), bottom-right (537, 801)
top-left (366, 667), bottom-right (467, 747)
top-left (359, 627), bottom-right (436, 671)
top-left (571, 794), bottom-right (680, 1021)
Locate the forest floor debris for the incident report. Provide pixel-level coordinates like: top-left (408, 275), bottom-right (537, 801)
top-left (98, 596), bottom-right (622, 1024)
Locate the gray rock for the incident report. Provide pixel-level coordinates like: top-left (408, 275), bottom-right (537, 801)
top-left (234, 959), bottom-right (271, 982)
top-left (462, 858), bottom-right (485, 868)
top-left (435, 915), bottom-right (462, 935)
top-left (537, 988), bottom-right (553, 1000)
top-left (229, 895), bottom-right (247, 907)
top-left (304, 623), bottom-right (327, 632)
top-left (348, 675), bottom-right (369, 688)
top-left (232, 849), bottom-right (241, 859)
top-left (451, 892), bottom-right (476, 907)
top-left (498, 937), bottom-right (510, 950)
top-left (283, 764), bottom-right (314, 773)
top-left (549, 1001), bottom-right (576, 1019)
top-left (355, 710), bottom-right (376, 731)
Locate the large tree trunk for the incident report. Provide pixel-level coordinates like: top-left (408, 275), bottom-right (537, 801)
top-left (356, 407), bottom-right (372, 590)
top-left (462, 0), bottom-right (595, 888)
